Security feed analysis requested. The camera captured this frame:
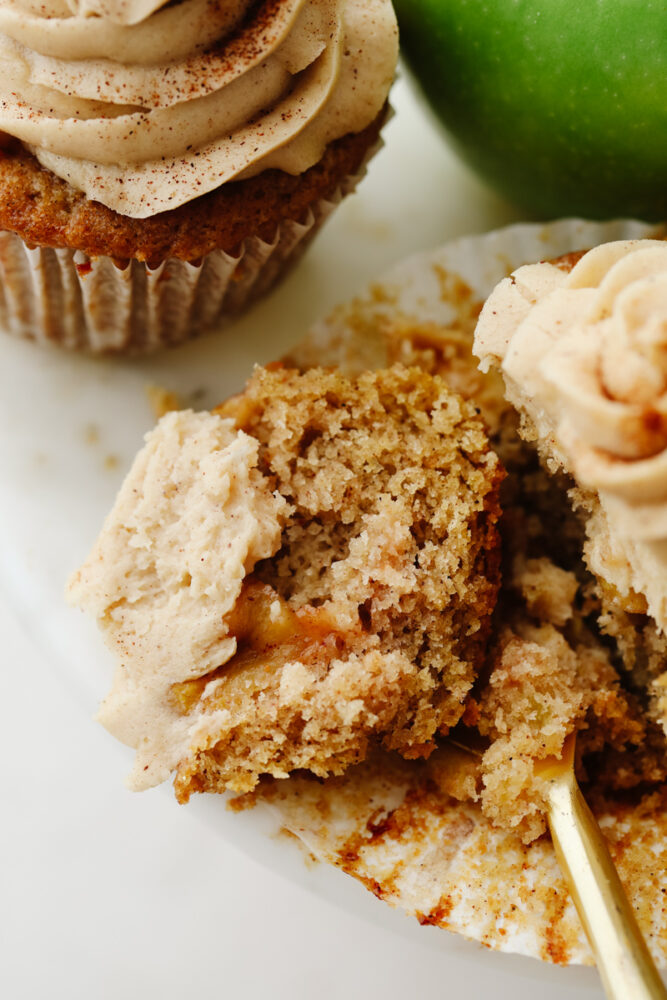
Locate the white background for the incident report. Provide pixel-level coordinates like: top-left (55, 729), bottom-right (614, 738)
top-left (2, 74), bottom-right (610, 999)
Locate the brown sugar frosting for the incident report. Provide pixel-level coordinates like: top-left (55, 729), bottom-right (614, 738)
top-left (0, 0), bottom-right (398, 217)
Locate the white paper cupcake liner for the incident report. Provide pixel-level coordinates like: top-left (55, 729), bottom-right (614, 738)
top-left (269, 218), bottom-right (667, 968)
top-left (291, 217), bottom-right (664, 372)
top-left (0, 139), bottom-right (379, 355)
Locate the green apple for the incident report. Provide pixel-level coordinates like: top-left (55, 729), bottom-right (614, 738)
top-left (393, 0), bottom-right (667, 221)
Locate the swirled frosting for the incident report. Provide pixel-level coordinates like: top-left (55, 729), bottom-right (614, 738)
top-left (0, 0), bottom-right (397, 217)
top-left (474, 239), bottom-right (667, 630)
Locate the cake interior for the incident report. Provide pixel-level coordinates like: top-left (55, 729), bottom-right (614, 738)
top-left (172, 364), bottom-right (503, 799)
top-left (70, 267), bottom-right (667, 843)
top-left (69, 362), bottom-right (503, 798)
top-left (273, 288), bottom-right (667, 844)
top-left (341, 298), bottom-right (667, 843)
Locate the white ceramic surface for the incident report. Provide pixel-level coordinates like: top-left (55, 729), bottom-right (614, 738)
top-left (0, 74), bottom-right (625, 1000)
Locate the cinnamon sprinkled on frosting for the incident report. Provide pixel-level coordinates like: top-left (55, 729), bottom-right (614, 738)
top-left (0, 0), bottom-right (397, 217)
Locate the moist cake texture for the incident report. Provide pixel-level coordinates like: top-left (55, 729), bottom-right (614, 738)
top-left (69, 364), bottom-right (504, 797)
top-left (219, 230), bottom-right (667, 963)
top-left (70, 232), bottom-right (667, 855)
top-left (281, 264), bottom-right (667, 844)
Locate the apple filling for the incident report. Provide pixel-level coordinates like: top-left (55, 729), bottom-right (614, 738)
top-left (171, 579), bottom-right (352, 716)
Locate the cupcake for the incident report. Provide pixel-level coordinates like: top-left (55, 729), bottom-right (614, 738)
top-left (67, 364), bottom-right (503, 795)
top-left (0, 0), bottom-right (398, 353)
top-left (474, 238), bottom-right (667, 742)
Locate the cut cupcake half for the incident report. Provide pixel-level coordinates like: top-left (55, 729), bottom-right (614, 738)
top-left (68, 365), bottom-right (504, 796)
top-left (474, 238), bottom-right (667, 738)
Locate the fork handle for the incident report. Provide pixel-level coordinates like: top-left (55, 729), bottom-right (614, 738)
top-left (545, 770), bottom-right (667, 1000)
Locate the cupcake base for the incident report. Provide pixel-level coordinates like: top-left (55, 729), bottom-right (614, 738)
top-left (0, 112), bottom-right (387, 353)
top-left (0, 183), bottom-right (346, 353)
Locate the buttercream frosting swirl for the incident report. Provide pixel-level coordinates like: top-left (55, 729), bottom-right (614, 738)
top-left (474, 239), bottom-right (667, 630)
top-left (0, 0), bottom-right (397, 217)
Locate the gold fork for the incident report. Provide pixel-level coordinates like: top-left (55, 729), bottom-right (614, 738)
top-left (535, 733), bottom-right (667, 999)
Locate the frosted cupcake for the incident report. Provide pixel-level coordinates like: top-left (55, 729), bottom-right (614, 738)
top-left (0, 0), bottom-right (397, 352)
top-left (474, 238), bottom-right (667, 746)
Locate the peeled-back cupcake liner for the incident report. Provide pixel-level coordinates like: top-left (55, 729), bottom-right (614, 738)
top-left (0, 139), bottom-right (379, 355)
top-left (263, 218), bottom-right (667, 968)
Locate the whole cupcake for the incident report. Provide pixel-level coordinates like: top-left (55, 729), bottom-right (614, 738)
top-left (0, 0), bottom-right (397, 353)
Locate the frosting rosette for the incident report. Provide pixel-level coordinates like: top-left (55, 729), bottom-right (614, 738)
top-left (0, 0), bottom-right (397, 217)
top-left (474, 239), bottom-right (667, 631)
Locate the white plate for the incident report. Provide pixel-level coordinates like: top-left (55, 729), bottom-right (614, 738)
top-left (0, 76), bottom-right (640, 998)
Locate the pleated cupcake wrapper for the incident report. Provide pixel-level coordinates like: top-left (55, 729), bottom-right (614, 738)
top-left (0, 141), bottom-right (378, 354)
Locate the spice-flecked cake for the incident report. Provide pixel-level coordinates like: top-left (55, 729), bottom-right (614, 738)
top-left (280, 245), bottom-right (667, 847)
top-left (68, 364), bottom-right (503, 796)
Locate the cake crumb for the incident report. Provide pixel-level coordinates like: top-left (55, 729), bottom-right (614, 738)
top-left (146, 384), bottom-right (183, 420)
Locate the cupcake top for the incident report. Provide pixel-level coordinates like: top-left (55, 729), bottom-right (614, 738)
top-left (0, 0), bottom-right (398, 217)
top-left (474, 238), bottom-right (667, 630)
